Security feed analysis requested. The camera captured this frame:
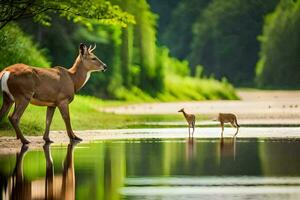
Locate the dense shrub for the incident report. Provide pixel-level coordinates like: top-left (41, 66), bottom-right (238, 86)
top-left (0, 24), bottom-right (50, 69)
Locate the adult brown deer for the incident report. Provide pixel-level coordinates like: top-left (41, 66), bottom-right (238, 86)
top-left (0, 43), bottom-right (107, 144)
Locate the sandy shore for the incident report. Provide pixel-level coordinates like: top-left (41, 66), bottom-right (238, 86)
top-left (1, 127), bottom-right (300, 155)
top-left (1, 90), bottom-right (300, 155)
top-left (102, 90), bottom-right (300, 125)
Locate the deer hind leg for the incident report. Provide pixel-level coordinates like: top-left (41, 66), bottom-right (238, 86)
top-left (43, 106), bottom-right (56, 143)
top-left (43, 143), bottom-right (54, 199)
top-left (9, 98), bottom-right (30, 144)
top-left (0, 92), bottom-right (14, 121)
top-left (230, 121), bottom-right (236, 128)
top-left (230, 121), bottom-right (239, 136)
top-left (220, 122), bottom-right (224, 138)
top-left (192, 120), bottom-right (195, 136)
top-left (58, 102), bottom-right (82, 142)
top-left (234, 120), bottom-right (239, 137)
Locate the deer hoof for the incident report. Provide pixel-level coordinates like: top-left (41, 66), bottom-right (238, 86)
top-left (21, 144), bottom-right (29, 151)
top-left (74, 136), bottom-right (82, 141)
top-left (21, 138), bottom-right (30, 144)
top-left (70, 136), bottom-right (82, 143)
top-left (43, 137), bottom-right (54, 144)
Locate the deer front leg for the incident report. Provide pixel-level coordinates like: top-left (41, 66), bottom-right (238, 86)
top-left (9, 98), bottom-right (30, 144)
top-left (43, 143), bottom-right (54, 199)
top-left (234, 126), bottom-right (239, 137)
top-left (220, 122), bottom-right (224, 138)
top-left (61, 142), bottom-right (77, 200)
top-left (192, 121), bottom-right (195, 137)
top-left (58, 102), bottom-right (82, 142)
top-left (43, 106), bottom-right (56, 143)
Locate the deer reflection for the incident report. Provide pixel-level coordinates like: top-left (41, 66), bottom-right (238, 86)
top-left (44, 143), bottom-right (54, 199)
top-left (61, 142), bottom-right (76, 200)
top-left (4, 142), bottom-right (77, 200)
top-left (9, 144), bottom-right (31, 200)
top-left (219, 137), bottom-right (236, 162)
top-left (185, 136), bottom-right (197, 161)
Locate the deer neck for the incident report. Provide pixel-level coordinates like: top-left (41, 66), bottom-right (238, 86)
top-left (182, 111), bottom-right (188, 119)
top-left (69, 57), bottom-right (90, 92)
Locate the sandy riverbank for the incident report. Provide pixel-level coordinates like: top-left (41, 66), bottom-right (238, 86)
top-left (102, 90), bottom-right (300, 125)
top-left (1, 127), bottom-right (300, 155)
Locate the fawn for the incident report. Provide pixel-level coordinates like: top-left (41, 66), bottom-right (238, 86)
top-left (216, 113), bottom-right (240, 137)
top-left (0, 43), bottom-right (107, 144)
top-left (178, 108), bottom-right (196, 137)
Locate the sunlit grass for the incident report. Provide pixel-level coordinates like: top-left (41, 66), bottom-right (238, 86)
top-left (114, 75), bottom-right (238, 102)
top-left (0, 75), bottom-right (236, 137)
top-left (0, 95), bottom-right (196, 137)
top-left (159, 75), bottom-right (238, 101)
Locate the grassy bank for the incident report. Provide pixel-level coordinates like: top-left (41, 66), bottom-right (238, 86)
top-left (0, 95), bottom-right (203, 137)
top-left (0, 74), bottom-right (237, 137)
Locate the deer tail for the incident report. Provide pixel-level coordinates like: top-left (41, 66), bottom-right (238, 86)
top-left (0, 70), bottom-right (4, 80)
top-left (0, 70), bottom-right (3, 93)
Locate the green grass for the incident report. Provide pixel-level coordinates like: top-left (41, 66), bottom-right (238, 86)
top-left (0, 95), bottom-right (201, 137)
top-left (0, 75), bottom-right (237, 137)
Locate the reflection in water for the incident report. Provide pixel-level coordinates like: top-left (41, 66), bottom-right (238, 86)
top-left (3, 142), bottom-right (77, 200)
top-left (9, 145), bottom-right (30, 200)
top-left (219, 137), bottom-right (236, 162)
top-left (1, 138), bottom-right (300, 200)
top-left (61, 143), bottom-right (76, 200)
top-left (185, 137), bottom-right (197, 161)
top-left (44, 143), bottom-right (54, 199)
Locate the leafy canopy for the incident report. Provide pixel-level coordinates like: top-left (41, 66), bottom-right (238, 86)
top-left (0, 0), bottom-right (135, 29)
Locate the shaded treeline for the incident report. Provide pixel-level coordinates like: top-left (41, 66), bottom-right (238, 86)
top-left (150, 0), bottom-right (300, 88)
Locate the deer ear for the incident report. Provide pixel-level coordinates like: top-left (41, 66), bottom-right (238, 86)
top-left (79, 43), bottom-right (86, 56)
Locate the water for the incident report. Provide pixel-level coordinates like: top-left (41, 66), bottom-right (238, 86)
top-left (1, 137), bottom-right (300, 199)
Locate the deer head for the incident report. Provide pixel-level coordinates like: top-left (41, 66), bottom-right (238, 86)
top-left (178, 108), bottom-right (184, 112)
top-left (79, 43), bottom-right (107, 72)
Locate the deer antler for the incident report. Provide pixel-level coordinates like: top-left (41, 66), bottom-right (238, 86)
top-left (90, 44), bottom-right (96, 52)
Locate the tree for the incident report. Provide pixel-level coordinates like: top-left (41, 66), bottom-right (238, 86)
top-left (147, 0), bottom-right (180, 43)
top-left (116, 0), bottom-right (164, 94)
top-left (161, 0), bottom-right (211, 60)
top-left (0, 0), bottom-right (134, 29)
top-left (189, 0), bottom-right (279, 85)
top-left (256, 0), bottom-right (300, 88)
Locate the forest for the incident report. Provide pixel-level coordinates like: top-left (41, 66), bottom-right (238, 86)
top-left (0, 0), bottom-right (299, 102)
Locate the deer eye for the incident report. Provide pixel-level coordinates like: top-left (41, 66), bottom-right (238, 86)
top-left (92, 57), bottom-right (97, 60)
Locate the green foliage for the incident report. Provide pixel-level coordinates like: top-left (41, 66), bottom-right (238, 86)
top-left (114, 86), bottom-right (154, 102)
top-left (120, 24), bottom-right (134, 87)
top-left (147, 0), bottom-right (181, 42)
top-left (189, 0), bottom-right (279, 85)
top-left (157, 75), bottom-right (238, 101)
top-left (0, 24), bottom-right (50, 69)
top-left (0, 0), bottom-right (135, 29)
top-left (160, 0), bottom-right (211, 60)
top-left (1, 0), bottom-right (239, 102)
top-left (157, 47), bottom-right (190, 77)
top-left (119, 0), bottom-right (164, 92)
top-left (256, 0), bottom-right (300, 88)
top-left (113, 75), bottom-right (237, 102)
